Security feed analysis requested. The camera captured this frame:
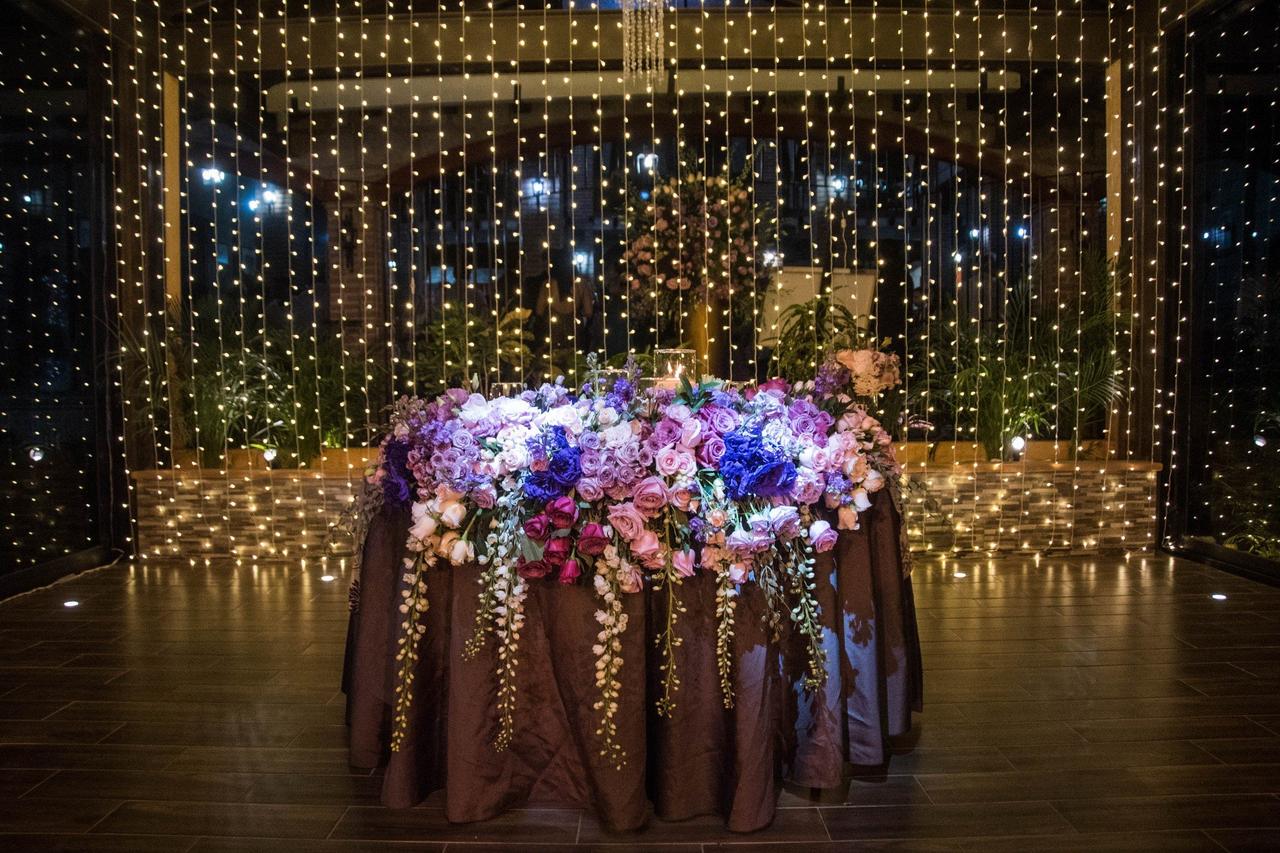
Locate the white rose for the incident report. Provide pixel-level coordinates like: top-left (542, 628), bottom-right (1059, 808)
top-left (851, 487), bottom-right (872, 512)
top-left (449, 537), bottom-right (475, 564)
top-left (863, 469), bottom-right (885, 493)
top-left (438, 500), bottom-right (467, 528)
top-left (597, 406), bottom-right (620, 427)
top-left (409, 512), bottom-right (438, 542)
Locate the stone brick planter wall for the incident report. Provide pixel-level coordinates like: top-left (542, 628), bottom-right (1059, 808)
top-left (132, 459), bottom-right (1161, 560)
top-left (901, 461), bottom-right (1161, 555)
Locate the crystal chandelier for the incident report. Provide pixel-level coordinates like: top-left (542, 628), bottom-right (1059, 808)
top-left (623, 0), bottom-right (665, 88)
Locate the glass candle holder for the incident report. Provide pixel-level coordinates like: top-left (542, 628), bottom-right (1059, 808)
top-left (587, 367), bottom-right (628, 396)
top-left (650, 348), bottom-right (698, 390)
top-left (489, 381), bottom-right (526, 398)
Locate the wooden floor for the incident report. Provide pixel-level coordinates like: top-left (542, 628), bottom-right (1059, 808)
top-left (2, 552), bottom-right (1280, 851)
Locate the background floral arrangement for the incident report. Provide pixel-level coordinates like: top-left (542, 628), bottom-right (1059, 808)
top-left (369, 348), bottom-right (903, 765)
top-left (623, 168), bottom-right (756, 300)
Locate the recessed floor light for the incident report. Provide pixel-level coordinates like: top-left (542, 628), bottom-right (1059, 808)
top-left (63, 600), bottom-right (79, 608)
top-left (1211, 593), bottom-right (1227, 601)
top-left (953, 571), bottom-right (968, 579)
top-left (320, 574), bottom-right (335, 583)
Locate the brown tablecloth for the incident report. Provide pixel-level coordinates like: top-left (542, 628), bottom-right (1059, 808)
top-left (342, 491), bottom-right (922, 833)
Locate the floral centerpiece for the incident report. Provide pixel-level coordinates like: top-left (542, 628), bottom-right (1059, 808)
top-left (369, 349), bottom-right (903, 766)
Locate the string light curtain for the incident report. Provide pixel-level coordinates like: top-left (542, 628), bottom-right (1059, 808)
top-left (99, 0), bottom-right (1201, 562)
top-left (0, 8), bottom-right (106, 572)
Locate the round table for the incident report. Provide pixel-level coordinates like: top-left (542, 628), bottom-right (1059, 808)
top-left (342, 490), bottom-right (922, 832)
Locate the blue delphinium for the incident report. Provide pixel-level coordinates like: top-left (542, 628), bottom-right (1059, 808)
top-left (719, 423), bottom-right (797, 501)
top-left (522, 425), bottom-right (581, 503)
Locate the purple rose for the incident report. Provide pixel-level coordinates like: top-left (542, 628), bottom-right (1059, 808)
top-left (471, 483), bottom-right (496, 509)
top-left (576, 477), bottom-right (603, 502)
top-left (577, 430), bottom-right (601, 451)
top-left (652, 418), bottom-right (682, 447)
top-left (790, 471), bottom-right (825, 506)
top-left (809, 519), bottom-right (838, 553)
top-left (768, 505), bottom-right (803, 540)
top-left (579, 448), bottom-right (603, 476)
top-left (699, 405), bottom-right (737, 436)
top-left (697, 435), bottom-right (727, 466)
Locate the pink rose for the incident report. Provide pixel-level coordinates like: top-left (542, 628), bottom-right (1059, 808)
top-left (632, 476), bottom-right (668, 517)
top-left (518, 558), bottom-right (553, 580)
top-left (524, 514), bottom-right (552, 542)
top-left (577, 522), bottom-right (610, 556)
top-left (619, 563), bottom-right (644, 594)
top-left (607, 502), bottom-right (648, 541)
top-left (668, 486), bottom-right (698, 512)
top-left (791, 471), bottom-right (825, 506)
top-left (837, 504), bottom-right (860, 530)
top-left (558, 558), bottom-right (581, 584)
top-left (655, 446), bottom-right (686, 477)
top-left (664, 403), bottom-right (692, 423)
top-left (809, 519), bottom-right (838, 553)
top-left (630, 529), bottom-right (665, 568)
top-left (471, 483), bottom-right (496, 509)
top-left (768, 505), bottom-right (803, 540)
top-left (672, 549), bottom-right (696, 577)
top-left (546, 496), bottom-right (579, 529)
top-left (727, 562), bottom-right (750, 584)
top-left (679, 418), bottom-right (703, 447)
top-left (543, 536), bottom-right (572, 565)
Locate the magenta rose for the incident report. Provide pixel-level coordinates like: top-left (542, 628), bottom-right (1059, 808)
top-left (557, 558), bottom-right (581, 585)
top-left (632, 476), bottom-right (668, 517)
top-left (543, 536), bottom-right (572, 565)
top-left (607, 501), bottom-right (648, 541)
top-left (577, 522), bottom-right (610, 556)
top-left (517, 558), bottom-right (552, 580)
top-left (546, 496), bottom-right (578, 529)
top-left (523, 514), bottom-right (552, 542)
